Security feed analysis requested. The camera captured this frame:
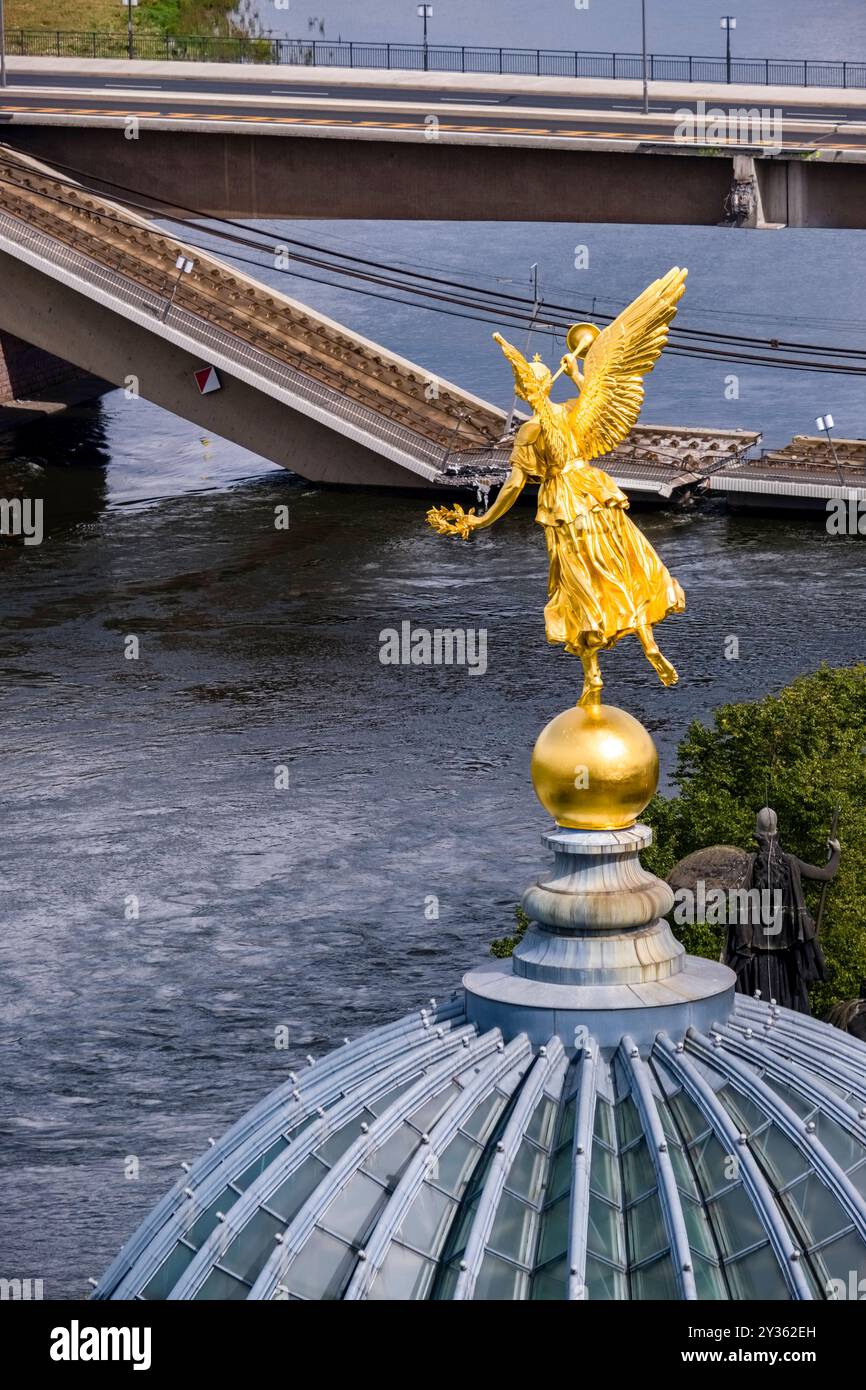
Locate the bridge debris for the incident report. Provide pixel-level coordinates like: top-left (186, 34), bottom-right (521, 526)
top-left (709, 434), bottom-right (866, 510)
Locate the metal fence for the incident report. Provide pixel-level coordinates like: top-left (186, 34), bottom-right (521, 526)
top-left (6, 31), bottom-right (866, 88)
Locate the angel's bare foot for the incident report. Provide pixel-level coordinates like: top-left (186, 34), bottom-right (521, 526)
top-left (637, 625), bottom-right (678, 687)
top-left (653, 654), bottom-right (678, 687)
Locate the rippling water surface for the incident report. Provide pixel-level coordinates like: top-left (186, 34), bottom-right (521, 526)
top-left (1, 218), bottom-right (865, 1296)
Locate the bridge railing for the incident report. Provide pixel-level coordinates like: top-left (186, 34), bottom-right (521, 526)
top-left (6, 30), bottom-right (866, 88)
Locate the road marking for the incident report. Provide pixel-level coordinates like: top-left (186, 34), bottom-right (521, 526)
top-left (439, 96), bottom-right (499, 103)
top-left (102, 85), bottom-right (164, 91)
top-left (1, 102), bottom-right (861, 152)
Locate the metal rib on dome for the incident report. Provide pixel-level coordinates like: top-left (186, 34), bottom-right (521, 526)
top-left (94, 992), bottom-right (866, 1300)
top-left (452, 1037), bottom-right (569, 1301)
top-left (621, 1036), bottom-right (697, 1300)
top-left (653, 1031), bottom-right (812, 1299)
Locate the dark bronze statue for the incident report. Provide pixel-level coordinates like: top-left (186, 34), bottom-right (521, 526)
top-left (825, 983), bottom-right (866, 1041)
top-left (722, 807), bottom-right (841, 1014)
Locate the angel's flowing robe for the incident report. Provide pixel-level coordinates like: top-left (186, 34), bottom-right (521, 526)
top-left (510, 408), bottom-right (684, 656)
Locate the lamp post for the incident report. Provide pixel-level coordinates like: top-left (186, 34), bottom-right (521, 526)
top-left (161, 254), bottom-right (195, 323)
top-left (505, 262), bottom-right (540, 434)
top-left (1, 0), bottom-right (8, 89)
top-left (720, 15), bottom-right (736, 84)
top-left (121, 0), bottom-right (139, 62)
top-left (417, 4), bottom-right (432, 72)
top-left (640, 0), bottom-right (649, 115)
top-left (816, 413), bottom-right (846, 488)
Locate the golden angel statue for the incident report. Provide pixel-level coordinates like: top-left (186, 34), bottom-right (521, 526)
top-left (427, 267), bottom-right (687, 707)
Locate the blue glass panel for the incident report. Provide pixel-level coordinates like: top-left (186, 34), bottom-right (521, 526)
top-left (396, 1182), bottom-right (456, 1257)
top-left (527, 1097), bottom-right (558, 1150)
top-left (751, 1123), bottom-right (810, 1188)
top-left (531, 1256), bottom-right (567, 1300)
top-left (193, 1266), bottom-right (250, 1300)
top-left (433, 1131), bottom-right (482, 1197)
top-left (284, 1229), bottom-right (356, 1300)
top-left (186, 1189), bottom-right (238, 1249)
top-left (487, 1189), bottom-right (537, 1267)
top-left (630, 1253), bottom-right (677, 1299)
top-left (506, 1138), bottom-right (548, 1205)
top-left (707, 1184), bottom-right (766, 1258)
top-left (782, 1172), bottom-right (849, 1247)
top-left (536, 1195), bottom-right (569, 1265)
top-left (626, 1191), bottom-right (668, 1265)
top-left (364, 1123), bottom-right (421, 1186)
top-left (719, 1086), bottom-right (770, 1137)
top-left (689, 1132), bottom-right (736, 1198)
top-left (590, 1142), bottom-right (621, 1206)
top-left (621, 1139), bottom-right (656, 1203)
top-left (812, 1112), bottom-right (866, 1172)
top-left (681, 1195), bottom-right (717, 1260)
top-left (725, 1243), bottom-right (788, 1300)
top-left (616, 1097), bottom-right (643, 1148)
top-left (585, 1254), bottom-right (626, 1300)
top-left (692, 1253), bottom-right (728, 1300)
top-left (474, 1252), bottom-right (529, 1300)
top-left (140, 1242), bottom-right (195, 1299)
top-left (235, 1139), bottom-right (289, 1190)
top-left (587, 1194), bottom-right (625, 1266)
top-left (367, 1242), bottom-right (436, 1300)
top-left (323, 1171), bottom-right (387, 1245)
top-left (547, 1143), bottom-right (573, 1204)
top-left (268, 1154), bottom-right (329, 1221)
top-left (220, 1207), bottom-right (283, 1284)
top-left (810, 1228), bottom-right (866, 1295)
top-left (670, 1088), bottom-right (711, 1143)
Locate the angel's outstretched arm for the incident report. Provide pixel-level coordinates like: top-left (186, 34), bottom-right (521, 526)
top-left (473, 465), bottom-right (526, 531)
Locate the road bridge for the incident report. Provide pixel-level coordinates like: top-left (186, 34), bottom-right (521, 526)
top-left (2, 59), bottom-right (866, 227)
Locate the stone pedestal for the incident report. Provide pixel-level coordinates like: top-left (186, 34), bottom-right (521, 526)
top-left (464, 823), bottom-right (735, 1053)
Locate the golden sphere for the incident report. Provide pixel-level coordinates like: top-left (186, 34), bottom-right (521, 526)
top-left (531, 703), bottom-right (659, 831)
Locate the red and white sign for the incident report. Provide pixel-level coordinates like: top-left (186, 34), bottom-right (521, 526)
top-left (194, 366), bottom-right (221, 395)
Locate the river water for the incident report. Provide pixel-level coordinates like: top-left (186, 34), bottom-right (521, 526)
top-left (1, 215), bottom-right (865, 1297)
top-left (263, 0), bottom-right (866, 62)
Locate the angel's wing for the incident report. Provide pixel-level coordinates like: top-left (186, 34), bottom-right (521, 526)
top-left (570, 267), bottom-right (687, 461)
top-left (494, 332), bottom-right (571, 467)
top-left (493, 332), bottom-right (548, 414)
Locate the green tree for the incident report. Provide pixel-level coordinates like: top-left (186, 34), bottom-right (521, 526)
top-left (643, 664), bottom-right (866, 1014)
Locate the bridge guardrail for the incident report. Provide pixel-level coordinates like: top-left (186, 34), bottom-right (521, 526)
top-left (5, 31), bottom-right (866, 89)
top-left (0, 208), bottom-right (452, 476)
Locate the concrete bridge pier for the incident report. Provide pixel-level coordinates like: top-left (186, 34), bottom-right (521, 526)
top-left (0, 329), bottom-right (110, 430)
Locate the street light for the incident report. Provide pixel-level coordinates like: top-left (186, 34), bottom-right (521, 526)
top-left (816, 413), bottom-right (846, 487)
top-left (417, 4), bottom-right (432, 73)
top-left (640, 0), bottom-right (649, 115)
top-left (121, 0), bottom-right (139, 63)
top-left (720, 16), bottom-right (736, 84)
top-left (505, 262), bottom-right (540, 434)
top-left (161, 254), bottom-right (195, 323)
top-left (1, 0), bottom-right (8, 89)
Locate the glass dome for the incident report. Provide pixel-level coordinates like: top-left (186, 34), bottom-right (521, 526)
top-left (94, 991), bottom-right (866, 1301)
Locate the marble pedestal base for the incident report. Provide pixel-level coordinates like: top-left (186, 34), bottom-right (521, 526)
top-left (465, 823), bottom-right (736, 1053)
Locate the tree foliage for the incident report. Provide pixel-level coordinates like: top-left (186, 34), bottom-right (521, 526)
top-left (643, 665), bottom-right (866, 1014)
